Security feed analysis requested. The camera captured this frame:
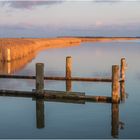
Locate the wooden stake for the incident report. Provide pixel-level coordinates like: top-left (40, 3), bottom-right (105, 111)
top-left (112, 65), bottom-right (120, 103)
top-left (66, 56), bottom-right (72, 80)
top-left (36, 63), bottom-right (44, 94)
top-left (7, 48), bottom-right (11, 62)
top-left (120, 58), bottom-right (126, 81)
top-left (66, 80), bottom-right (72, 92)
top-left (120, 81), bottom-right (125, 102)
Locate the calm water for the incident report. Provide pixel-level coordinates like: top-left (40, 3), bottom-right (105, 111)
top-left (0, 40), bottom-right (140, 138)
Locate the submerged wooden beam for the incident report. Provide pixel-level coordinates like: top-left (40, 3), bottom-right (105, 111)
top-left (0, 75), bottom-right (112, 82)
top-left (0, 89), bottom-right (112, 103)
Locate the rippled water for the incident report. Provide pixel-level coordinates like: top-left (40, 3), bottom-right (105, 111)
top-left (0, 40), bottom-right (140, 138)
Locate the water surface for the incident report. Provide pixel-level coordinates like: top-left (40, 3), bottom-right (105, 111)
top-left (0, 40), bottom-right (140, 138)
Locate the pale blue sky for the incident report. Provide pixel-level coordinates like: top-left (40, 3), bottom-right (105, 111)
top-left (0, 0), bottom-right (140, 37)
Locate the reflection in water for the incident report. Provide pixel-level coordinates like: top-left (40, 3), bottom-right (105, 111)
top-left (111, 103), bottom-right (119, 138)
top-left (36, 99), bottom-right (45, 129)
top-left (35, 96), bottom-right (124, 138)
top-left (0, 52), bottom-right (35, 74)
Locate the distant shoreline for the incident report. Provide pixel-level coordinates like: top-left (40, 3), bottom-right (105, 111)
top-left (0, 37), bottom-right (139, 62)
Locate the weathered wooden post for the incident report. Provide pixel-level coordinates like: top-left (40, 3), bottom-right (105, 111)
top-left (7, 48), bottom-right (11, 62)
top-left (36, 99), bottom-right (44, 128)
top-left (120, 58), bottom-right (126, 102)
top-left (66, 56), bottom-right (72, 80)
top-left (111, 103), bottom-right (119, 138)
top-left (120, 81), bottom-right (125, 102)
top-left (112, 65), bottom-right (120, 103)
top-left (120, 58), bottom-right (126, 81)
top-left (66, 80), bottom-right (72, 92)
top-left (36, 63), bottom-right (44, 94)
top-left (0, 48), bottom-right (3, 62)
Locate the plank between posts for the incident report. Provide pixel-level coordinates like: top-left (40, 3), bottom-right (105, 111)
top-left (0, 75), bottom-right (112, 82)
top-left (0, 89), bottom-right (112, 103)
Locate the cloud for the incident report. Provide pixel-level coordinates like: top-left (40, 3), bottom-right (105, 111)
top-left (1, 1), bottom-right (63, 9)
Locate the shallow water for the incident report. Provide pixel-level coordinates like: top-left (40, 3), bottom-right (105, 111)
top-left (0, 40), bottom-right (140, 138)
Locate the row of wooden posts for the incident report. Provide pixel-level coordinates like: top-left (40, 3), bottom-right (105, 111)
top-left (0, 56), bottom-right (126, 103)
top-left (35, 56), bottom-right (126, 103)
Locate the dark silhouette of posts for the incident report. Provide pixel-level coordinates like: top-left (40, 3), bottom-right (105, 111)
top-left (112, 65), bottom-right (120, 103)
top-left (111, 103), bottom-right (119, 138)
top-left (36, 99), bottom-right (45, 128)
top-left (36, 63), bottom-right (44, 94)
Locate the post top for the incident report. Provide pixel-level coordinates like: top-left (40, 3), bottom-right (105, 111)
top-left (36, 63), bottom-right (44, 66)
top-left (66, 56), bottom-right (72, 58)
top-left (121, 58), bottom-right (126, 60)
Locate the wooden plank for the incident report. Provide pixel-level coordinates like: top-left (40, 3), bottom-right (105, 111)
top-left (0, 89), bottom-right (111, 103)
top-left (0, 75), bottom-right (112, 82)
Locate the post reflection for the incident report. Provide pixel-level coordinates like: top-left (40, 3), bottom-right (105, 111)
top-left (111, 103), bottom-right (125, 138)
top-left (0, 52), bottom-right (35, 74)
top-left (111, 103), bottom-right (119, 138)
top-left (36, 99), bottom-right (45, 129)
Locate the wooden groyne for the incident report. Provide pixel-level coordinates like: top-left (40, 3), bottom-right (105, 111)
top-left (0, 57), bottom-right (127, 103)
top-left (0, 37), bottom-right (139, 62)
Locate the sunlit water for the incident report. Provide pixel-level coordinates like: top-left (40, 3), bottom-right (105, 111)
top-left (0, 40), bottom-right (140, 138)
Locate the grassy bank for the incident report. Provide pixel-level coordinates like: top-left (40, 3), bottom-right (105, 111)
top-left (0, 37), bottom-right (139, 62)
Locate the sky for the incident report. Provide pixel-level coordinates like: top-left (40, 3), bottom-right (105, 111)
top-left (0, 0), bottom-right (140, 37)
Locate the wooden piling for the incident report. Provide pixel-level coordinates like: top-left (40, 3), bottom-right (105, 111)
top-left (7, 48), bottom-right (11, 62)
top-left (120, 81), bottom-right (125, 102)
top-left (36, 63), bottom-right (44, 94)
top-left (66, 56), bottom-right (72, 80)
top-left (66, 80), bottom-right (72, 92)
top-left (112, 65), bottom-right (120, 103)
top-left (120, 58), bottom-right (126, 81)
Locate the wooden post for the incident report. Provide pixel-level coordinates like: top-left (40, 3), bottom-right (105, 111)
top-left (36, 63), bottom-right (44, 94)
top-left (7, 48), bottom-right (11, 62)
top-left (111, 103), bottom-right (119, 138)
top-left (66, 56), bottom-right (72, 80)
top-left (120, 58), bottom-right (126, 81)
top-left (112, 65), bottom-right (120, 103)
top-left (66, 80), bottom-right (72, 92)
top-left (120, 81), bottom-right (125, 102)
top-left (36, 99), bottom-right (45, 128)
